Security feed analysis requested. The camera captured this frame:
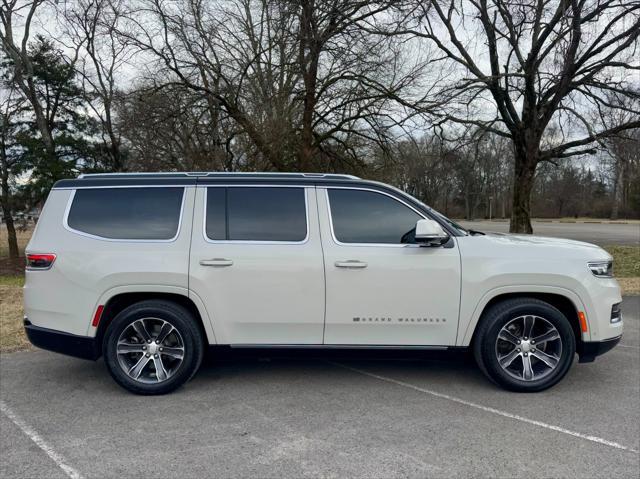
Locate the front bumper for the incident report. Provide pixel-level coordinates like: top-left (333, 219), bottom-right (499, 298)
top-left (577, 335), bottom-right (622, 363)
top-left (24, 320), bottom-right (99, 360)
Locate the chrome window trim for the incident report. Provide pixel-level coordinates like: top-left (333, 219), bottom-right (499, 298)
top-left (62, 187), bottom-right (187, 243)
top-left (55, 184), bottom-right (190, 190)
top-left (202, 185), bottom-right (310, 245)
top-left (322, 186), bottom-right (428, 248)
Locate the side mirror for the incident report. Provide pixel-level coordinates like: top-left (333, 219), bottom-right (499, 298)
top-left (415, 219), bottom-right (449, 246)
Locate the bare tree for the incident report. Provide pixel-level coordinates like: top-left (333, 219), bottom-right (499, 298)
top-left (63, 0), bottom-right (132, 171)
top-left (381, 134), bottom-right (456, 208)
top-left (115, 0), bottom-right (424, 171)
top-left (0, 83), bottom-right (27, 258)
top-left (1, 1), bottom-right (85, 162)
top-left (292, 0), bottom-right (423, 170)
top-left (385, 0), bottom-right (640, 232)
top-left (211, 0), bottom-right (302, 169)
top-left (1, 0), bottom-right (55, 157)
top-left (599, 104), bottom-right (640, 218)
top-left (605, 127), bottom-right (640, 219)
top-left (116, 82), bottom-right (239, 171)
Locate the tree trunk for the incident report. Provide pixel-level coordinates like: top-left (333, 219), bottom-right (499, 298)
top-left (1, 208), bottom-right (19, 259)
top-left (299, 52), bottom-right (317, 171)
top-left (510, 153), bottom-right (537, 234)
top-left (1, 172), bottom-right (19, 259)
top-left (104, 101), bottom-right (124, 172)
top-left (297, 2), bottom-right (319, 172)
top-left (22, 74), bottom-right (57, 160)
top-left (464, 190), bottom-right (471, 220)
top-left (298, 53), bottom-right (317, 171)
top-left (610, 161), bottom-right (621, 220)
top-left (299, 118), bottom-right (314, 171)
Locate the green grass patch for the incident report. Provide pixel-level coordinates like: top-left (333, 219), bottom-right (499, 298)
top-left (604, 245), bottom-right (640, 278)
top-left (0, 275), bottom-right (24, 287)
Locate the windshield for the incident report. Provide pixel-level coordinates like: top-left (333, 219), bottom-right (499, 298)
top-left (367, 181), bottom-right (470, 236)
top-left (409, 198), bottom-right (469, 235)
top-left (427, 208), bottom-right (469, 235)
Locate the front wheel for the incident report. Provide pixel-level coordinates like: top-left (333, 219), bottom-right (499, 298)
top-left (473, 298), bottom-right (576, 392)
top-left (103, 300), bottom-right (204, 395)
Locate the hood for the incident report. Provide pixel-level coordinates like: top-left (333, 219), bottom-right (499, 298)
top-left (471, 232), bottom-right (611, 262)
top-left (482, 232), bottom-right (602, 250)
top-left (457, 232), bottom-right (613, 272)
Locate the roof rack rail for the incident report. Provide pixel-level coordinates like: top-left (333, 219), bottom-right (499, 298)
top-left (78, 172), bottom-right (360, 180)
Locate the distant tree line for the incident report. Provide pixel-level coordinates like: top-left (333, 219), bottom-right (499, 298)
top-left (1, 0), bottom-right (639, 258)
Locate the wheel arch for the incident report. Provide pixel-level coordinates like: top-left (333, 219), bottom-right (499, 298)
top-left (460, 287), bottom-right (588, 347)
top-left (91, 287), bottom-right (216, 357)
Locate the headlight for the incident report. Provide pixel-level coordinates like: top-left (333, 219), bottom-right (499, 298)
top-left (588, 261), bottom-right (613, 278)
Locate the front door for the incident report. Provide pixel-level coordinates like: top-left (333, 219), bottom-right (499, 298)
top-left (318, 187), bottom-right (461, 346)
top-left (189, 185), bottom-right (325, 345)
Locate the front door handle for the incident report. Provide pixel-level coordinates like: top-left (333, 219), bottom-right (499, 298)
top-left (200, 258), bottom-right (234, 267)
top-left (335, 260), bottom-right (368, 269)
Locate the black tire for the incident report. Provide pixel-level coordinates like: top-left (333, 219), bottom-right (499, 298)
top-left (473, 298), bottom-right (576, 392)
top-left (103, 300), bottom-right (204, 395)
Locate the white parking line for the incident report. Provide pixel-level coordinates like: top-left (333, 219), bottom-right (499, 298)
top-left (333, 362), bottom-right (639, 455)
top-left (0, 401), bottom-right (83, 479)
top-left (617, 344), bottom-right (640, 350)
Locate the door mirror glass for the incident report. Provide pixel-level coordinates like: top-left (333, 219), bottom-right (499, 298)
top-left (415, 219), bottom-right (449, 246)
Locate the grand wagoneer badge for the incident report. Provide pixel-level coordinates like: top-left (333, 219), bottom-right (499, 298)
top-left (353, 317), bottom-right (446, 323)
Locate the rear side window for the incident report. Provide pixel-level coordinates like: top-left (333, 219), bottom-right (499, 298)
top-left (206, 187), bottom-right (307, 242)
top-left (328, 189), bottom-right (422, 244)
top-left (67, 188), bottom-right (184, 240)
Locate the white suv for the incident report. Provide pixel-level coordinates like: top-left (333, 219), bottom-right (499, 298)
top-left (24, 172), bottom-right (623, 394)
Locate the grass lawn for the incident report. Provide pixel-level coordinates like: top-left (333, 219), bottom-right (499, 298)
top-left (1, 226), bottom-right (638, 353)
top-left (0, 278), bottom-right (30, 352)
top-left (1, 227), bottom-right (33, 353)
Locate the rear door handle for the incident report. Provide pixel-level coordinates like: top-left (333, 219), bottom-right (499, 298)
top-left (200, 258), bottom-right (234, 267)
top-left (335, 260), bottom-right (368, 269)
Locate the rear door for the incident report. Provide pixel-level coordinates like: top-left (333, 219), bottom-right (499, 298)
top-left (189, 184), bottom-right (325, 345)
top-left (318, 187), bottom-right (461, 346)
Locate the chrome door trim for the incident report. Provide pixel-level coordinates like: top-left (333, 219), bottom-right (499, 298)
top-left (201, 185), bottom-right (311, 245)
top-left (62, 187), bottom-right (188, 243)
top-left (320, 186), bottom-right (431, 248)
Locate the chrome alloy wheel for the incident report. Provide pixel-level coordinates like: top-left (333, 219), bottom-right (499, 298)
top-left (116, 318), bottom-right (185, 384)
top-left (495, 315), bottom-right (563, 381)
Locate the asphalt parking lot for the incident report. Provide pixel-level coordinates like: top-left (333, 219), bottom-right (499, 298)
top-left (458, 220), bottom-right (640, 245)
top-left (1, 298), bottom-right (638, 478)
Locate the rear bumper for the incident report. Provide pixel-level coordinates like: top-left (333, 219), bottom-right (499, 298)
top-left (24, 320), bottom-right (99, 360)
top-left (578, 335), bottom-right (622, 363)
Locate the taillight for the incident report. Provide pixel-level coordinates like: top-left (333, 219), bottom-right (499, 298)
top-left (26, 253), bottom-right (57, 270)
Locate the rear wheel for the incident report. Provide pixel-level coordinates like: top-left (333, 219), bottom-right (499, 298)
top-left (103, 300), bottom-right (204, 395)
top-left (473, 298), bottom-right (576, 392)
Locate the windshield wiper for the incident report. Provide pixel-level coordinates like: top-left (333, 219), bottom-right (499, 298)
top-left (468, 229), bottom-right (485, 236)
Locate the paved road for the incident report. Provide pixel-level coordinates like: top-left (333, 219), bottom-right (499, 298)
top-left (458, 220), bottom-right (640, 246)
top-left (1, 298), bottom-right (639, 478)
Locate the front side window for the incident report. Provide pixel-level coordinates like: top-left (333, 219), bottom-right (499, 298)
top-left (206, 187), bottom-right (307, 242)
top-left (328, 189), bottom-right (422, 244)
top-left (67, 187), bottom-right (184, 240)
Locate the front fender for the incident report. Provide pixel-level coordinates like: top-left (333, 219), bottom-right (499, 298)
top-left (457, 284), bottom-right (588, 346)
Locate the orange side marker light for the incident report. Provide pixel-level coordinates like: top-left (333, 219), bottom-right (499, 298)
top-left (578, 311), bottom-right (588, 333)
